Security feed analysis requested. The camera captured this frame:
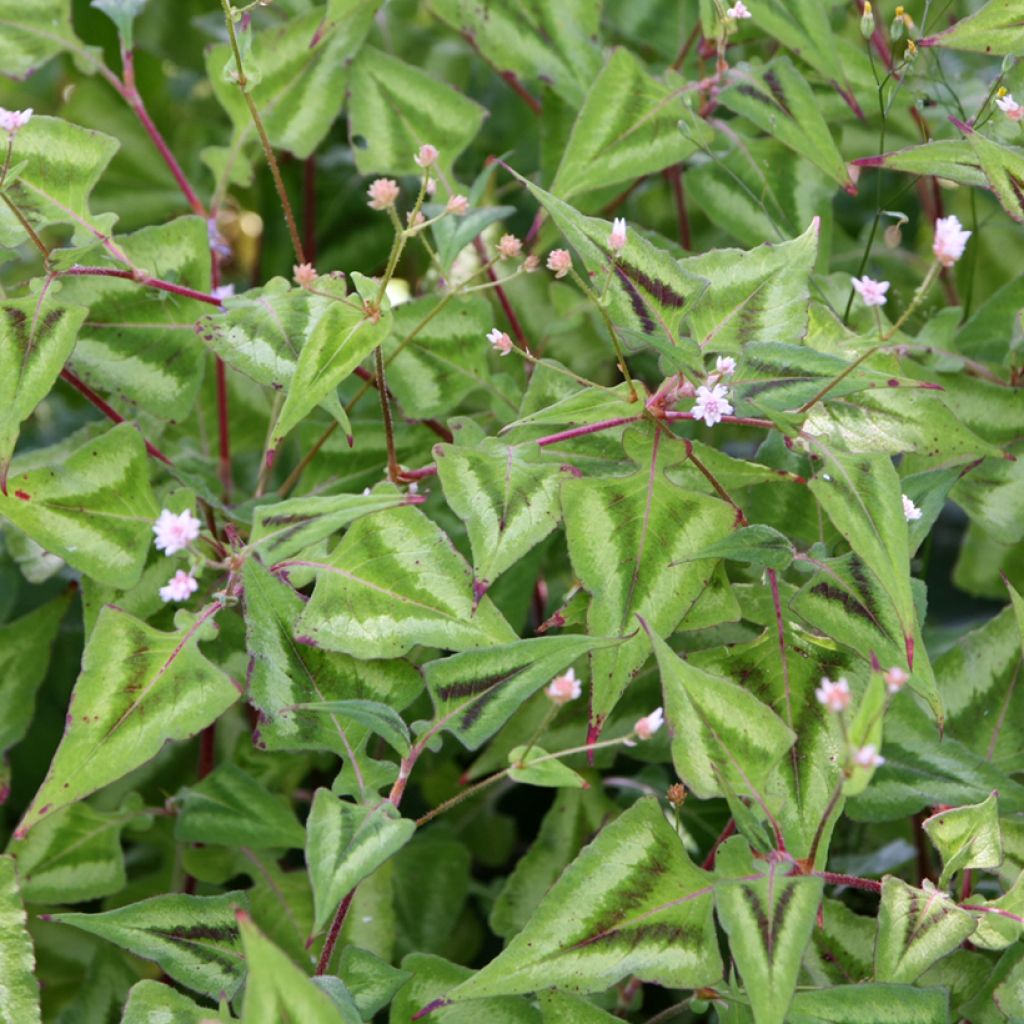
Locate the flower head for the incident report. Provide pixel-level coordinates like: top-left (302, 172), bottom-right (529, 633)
top-left (884, 666), bottom-right (910, 694)
top-left (648, 372), bottom-right (696, 411)
top-left (546, 668), bottom-right (582, 705)
top-left (523, 253), bottom-right (540, 273)
top-left (497, 234), bottom-right (522, 260)
top-left (853, 744), bottom-right (885, 769)
top-left (851, 275), bottom-right (890, 307)
top-left (487, 327), bottom-right (513, 356)
top-left (414, 143), bottom-right (439, 168)
top-left (367, 178), bottom-right (400, 211)
top-left (902, 494), bottom-right (922, 521)
top-left (293, 263), bottom-right (318, 288)
top-left (0, 107), bottom-right (32, 134)
top-left (547, 248), bottom-right (573, 279)
top-left (715, 355), bottom-right (737, 377)
top-left (159, 570), bottom-right (199, 603)
top-left (692, 383), bottom-right (734, 427)
top-left (407, 209), bottom-right (426, 229)
top-left (726, 1), bottom-right (752, 18)
top-left (447, 194), bottom-right (470, 216)
top-left (608, 217), bottom-right (628, 251)
top-left (815, 676), bottom-right (851, 713)
top-left (933, 215), bottom-right (971, 268)
top-left (634, 707), bottom-right (665, 741)
top-left (153, 508), bottom-right (202, 556)
top-left (996, 91), bottom-right (1024, 122)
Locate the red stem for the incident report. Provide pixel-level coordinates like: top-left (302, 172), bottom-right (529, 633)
top-left (61, 266), bottom-right (222, 306)
top-left (702, 818), bottom-right (737, 869)
top-left (303, 156), bottom-right (317, 265)
top-left (815, 871), bottom-right (882, 893)
top-left (316, 890), bottom-right (354, 975)
top-left (664, 410), bottom-right (775, 428)
top-left (216, 359), bottom-right (232, 501)
top-left (499, 71), bottom-right (542, 115)
top-left (535, 416), bottom-right (643, 448)
top-left (472, 238), bottom-right (531, 354)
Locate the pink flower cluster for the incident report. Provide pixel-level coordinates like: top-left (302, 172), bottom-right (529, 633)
top-left (152, 509), bottom-right (202, 604)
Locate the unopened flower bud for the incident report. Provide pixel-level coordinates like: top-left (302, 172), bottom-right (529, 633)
top-left (890, 5), bottom-right (904, 40)
top-left (861, 1), bottom-right (875, 38)
top-left (667, 783), bottom-right (687, 807)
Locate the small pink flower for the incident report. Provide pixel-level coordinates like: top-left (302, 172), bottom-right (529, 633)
top-left (523, 253), bottom-right (540, 273)
top-left (447, 194), bottom-right (470, 216)
top-left (884, 666), bottom-right (909, 694)
top-left (293, 263), bottom-right (318, 288)
top-left (414, 143), bottom-right (439, 168)
top-left (546, 668), bottom-right (582, 705)
top-left (851, 275), bottom-right (890, 307)
top-left (367, 178), bottom-right (400, 211)
top-left (487, 328), bottom-right (513, 356)
top-left (996, 93), bottom-right (1023, 122)
top-left (715, 355), bottom-right (737, 377)
top-left (634, 707), bottom-right (664, 741)
top-left (933, 215), bottom-right (971, 268)
top-left (153, 509), bottom-right (202, 556)
top-left (692, 383), bottom-right (734, 427)
top-left (853, 744), bottom-right (885, 769)
top-left (407, 209), bottom-right (426, 229)
top-left (727, 1), bottom-right (752, 18)
top-left (815, 676), bottom-right (851, 713)
top-left (159, 570), bottom-right (199, 603)
top-left (547, 249), bottom-right (573, 279)
top-left (902, 494), bottom-right (922, 522)
top-left (0, 107), bottom-right (32, 134)
top-left (608, 217), bottom-right (627, 251)
top-left (425, 178), bottom-right (437, 197)
top-left (497, 234), bottom-right (522, 260)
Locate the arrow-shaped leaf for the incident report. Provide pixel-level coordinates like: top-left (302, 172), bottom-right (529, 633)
top-left (920, 0), bottom-right (1024, 56)
top-left (922, 792), bottom-right (1003, 889)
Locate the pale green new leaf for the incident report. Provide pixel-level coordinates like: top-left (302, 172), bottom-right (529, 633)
top-left (714, 836), bottom-right (824, 1024)
top-left (0, 0), bottom-right (78, 79)
top-left (337, 946), bottom-right (410, 1020)
top-left (688, 525), bottom-right (794, 570)
top-left (174, 763), bottom-right (306, 850)
top-left (306, 789), bottom-right (415, 933)
top-left (121, 980), bottom-right (213, 1024)
top-left (507, 746), bottom-right (586, 789)
top-left (923, 792), bottom-right (1003, 889)
top-left (449, 798), bottom-right (721, 998)
top-left (54, 891), bottom-right (248, 1000)
top-left (0, 294), bottom-right (86, 475)
top-left (0, 856), bottom-right (41, 1024)
top-left (295, 506), bottom-right (517, 659)
top-left (348, 46), bottom-right (487, 176)
top-left (0, 423), bottom-right (159, 589)
top-left (874, 876), bottom-right (977, 983)
top-left (16, 605), bottom-right (238, 837)
top-left (852, 141), bottom-right (988, 190)
top-left (787, 984), bottom-right (950, 1024)
top-left (920, 0), bottom-right (1024, 56)
top-left (551, 48), bottom-right (712, 200)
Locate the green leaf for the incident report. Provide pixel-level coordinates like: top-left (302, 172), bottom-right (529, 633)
top-left (688, 525), bottom-right (794, 570)
top-left (11, 802), bottom-right (128, 904)
top-left (393, 836), bottom-right (471, 959)
top-left (429, 205), bottom-right (518, 276)
top-left (0, 0), bottom-right (79, 79)
top-left (787, 984), bottom-right (950, 1024)
top-left (719, 59), bottom-right (856, 193)
top-left (206, 0), bottom-right (378, 160)
top-left (121, 980), bottom-right (214, 1024)
top-left (424, 633), bottom-right (622, 751)
top-left (306, 789), bottom-right (415, 933)
top-left (551, 48), bottom-right (712, 200)
top-left (296, 700), bottom-right (410, 757)
top-left (561, 429), bottom-right (735, 730)
top-left (959, 123), bottom-right (1024, 225)
top-left (843, 674), bottom-right (886, 799)
top-left (448, 798), bottom-right (722, 998)
top-left (15, 605), bottom-right (238, 837)
top-left (435, 438), bottom-right (566, 594)
top-left (714, 836), bottom-right (824, 1024)
top-left (0, 116), bottom-right (119, 248)
top-left (90, 0), bottom-right (146, 47)
top-left (852, 140), bottom-right (988, 190)
top-left (923, 792), bottom-right (1003, 889)
top-left (174, 763), bottom-right (306, 850)
top-left (920, 0), bottom-right (1024, 55)
top-left (0, 294), bottom-right (86, 476)
top-left (680, 218), bottom-right (819, 350)
top-left (965, 871), bottom-right (1024, 950)
top-left (507, 746), bottom-right (586, 789)
top-left (537, 990), bottom-right (620, 1024)
top-left (295, 506), bottom-right (517, 659)
top-left (347, 46), bottom-right (487, 176)
top-left (0, 856), bottom-right (41, 1024)
top-left (53, 891), bottom-right (248, 1000)
top-left (337, 945), bottom-right (411, 1020)
top-left (646, 626), bottom-right (795, 801)
top-left (874, 876), bottom-right (977, 983)
top-left (0, 423), bottom-right (159, 589)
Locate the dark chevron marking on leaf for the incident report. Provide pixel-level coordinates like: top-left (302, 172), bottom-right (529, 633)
top-left (613, 265), bottom-right (656, 334)
top-left (434, 671), bottom-right (517, 703)
top-left (735, 82), bottom-right (791, 118)
top-left (763, 69), bottom-right (794, 117)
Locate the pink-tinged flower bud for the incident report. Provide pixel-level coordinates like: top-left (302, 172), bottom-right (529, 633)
top-left (367, 178), bottom-right (400, 211)
top-left (152, 508), bottom-right (202, 555)
top-left (547, 248), bottom-right (573, 279)
top-left (425, 178), bottom-right (437, 196)
top-left (545, 668), bottom-right (582, 705)
top-left (851, 274), bottom-right (890, 307)
top-left (932, 214), bottom-right (971, 267)
top-left (0, 107), bottom-right (32, 134)
top-left (414, 143), bottom-right (439, 168)
top-left (853, 744), bottom-right (885, 769)
top-left (727, 1), bottom-right (752, 19)
top-left (407, 209), bottom-right (426, 229)
top-left (901, 494), bottom-right (922, 521)
top-left (159, 570), bottom-right (199, 603)
top-left (486, 327), bottom-right (513, 356)
top-left (446, 194), bottom-right (470, 216)
top-left (706, 355), bottom-right (738, 386)
top-left (815, 676), bottom-right (851, 713)
top-left (648, 372), bottom-right (695, 412)
top-left (523, 253), bottom-right (540, 272)
top-left (608, 217), bottom-right (628, 251)
top-left (884, 666), bottom-right (910, 693)
top-left (293, 262), bottom-right (318, 288)
top-left (692, 383), bottom-right (734, 427)
top-left (497, 233), bottom-right (522, 260)
top-left (634, 707), bottom-right (664, 741)
top-left (212, 284), bottom-right (235, 303)
top-left (996, 91), bottom-right (1024, 122)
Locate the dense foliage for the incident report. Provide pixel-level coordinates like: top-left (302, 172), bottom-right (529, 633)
top-left (1, 0), bottom-right (1023, 1021)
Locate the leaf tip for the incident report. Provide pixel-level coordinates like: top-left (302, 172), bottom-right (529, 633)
top-left (413, 998), bottom-right (452, 1021)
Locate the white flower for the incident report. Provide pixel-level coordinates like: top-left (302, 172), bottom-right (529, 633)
top-left (691, 383), bottom-right (734, 427)
top-left (634, 707), bottom-right (664, 740)
top-left (486, 327), bottom-right (513, 356)
top-left (608, 217), bottom-right (627, 251)
top-left (884, 666), bottom-right (909, 694)
top-left (547, 249), bottom-right (572, 278)
top-left (932, 215), bottom-right (971, 268)
top-left (414, 143), bottom-right (439, 168)
top-left (727, 1), bottom-right (752, 19)
top-left (159, 570), bottom-right (199, 603)
top-left (851, 275), bottom-right (890, 307)
top-left (212, 284), bottom-right (235, 303)
top-left (996, 92), bottom-right (1023, 122)
top-left (153, 508), bottom-right (202, 555)
top-left (902, 494), bottom-right (923, 521)
top-left (815, 676), bottom-right (851, 713)
top-left (853, 744), bottom-right (885, 769)
top-left (0, 107), bottom-right (32, 134)
top-left (367, 178), bottom-right (400, 211)
top-left (545, 668), bottom-right (582, 705)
